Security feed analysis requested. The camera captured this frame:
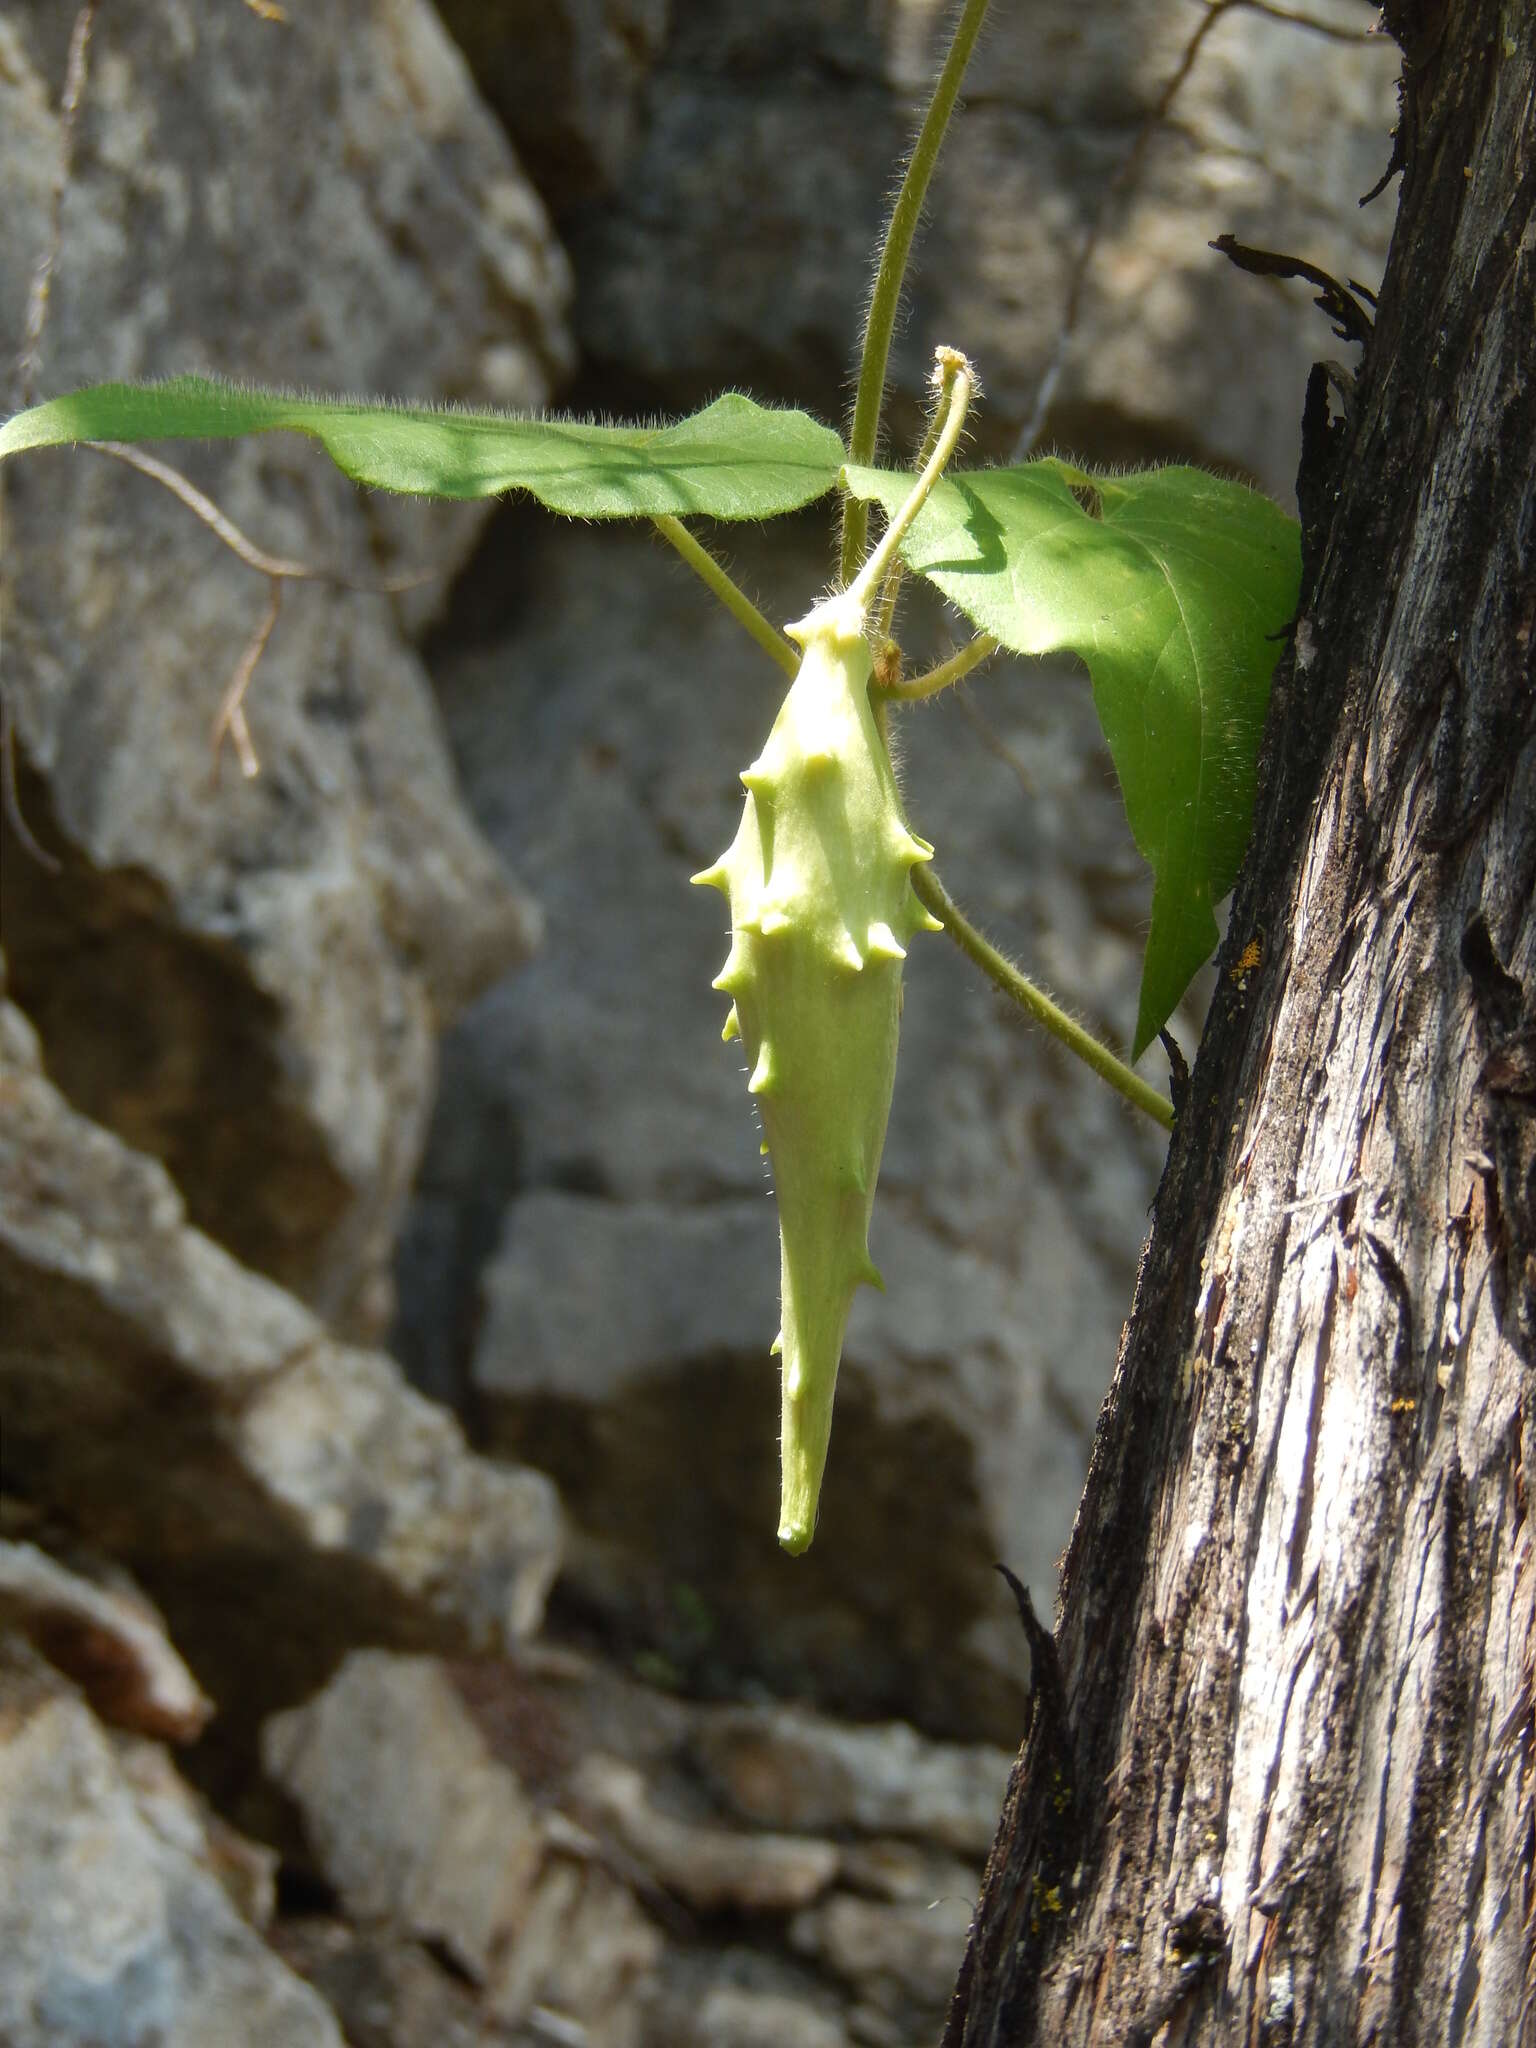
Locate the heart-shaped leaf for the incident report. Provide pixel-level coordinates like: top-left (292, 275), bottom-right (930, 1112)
top-left (845, 459), bottom-right (1301, 1054)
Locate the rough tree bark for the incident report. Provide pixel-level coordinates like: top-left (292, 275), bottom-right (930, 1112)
top-left (946, 4), bottom-right (1535, 2043)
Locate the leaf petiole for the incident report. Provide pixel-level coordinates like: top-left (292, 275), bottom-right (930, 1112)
top-left (652, 514), bottom-right (800, 679)
top-left (910, 863), bottom-right (1176, 1131)
top-left (654, 343), bottom-right (973, 690)
top-left (881, 632), bottom-right (1000, 703)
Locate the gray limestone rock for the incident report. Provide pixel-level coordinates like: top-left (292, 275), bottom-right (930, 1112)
top-left (0, 0), bottom-right (566, 1330)
top-left (791, 1887), bottom-right (976, 2022)
top-left (486, 1856), bottom-right (661, 2045)
top-left (0, 1007), bottom-right (562, 1724)
top-left (256, 1643), bottom-right (1006, 2044)
top-left (693, 1703), bottom-right (1013, 1858)
top-left (569, 1751), bottom-right (840, 1915)
top-left (679, 1983), bottom-right (852, 2048)
top-left (262, 1652), bottom-right (546, 1982)
top-left (268, 1921), bottom-right (491, 2048)
top-left (0, 1638), bottom-right (343, 2048)
top-left (250, 1622), bottom-right (1023, 2045)
top-left (263, 1651), bottom-right (663, 2046)
top-left (0, 1538), bottom-right (213, 1742)
top-left (111, 1732), bottom-right (281, 1932)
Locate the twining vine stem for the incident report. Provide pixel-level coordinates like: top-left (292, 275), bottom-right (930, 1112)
top-left (839, 0), bottom-right (992, 587)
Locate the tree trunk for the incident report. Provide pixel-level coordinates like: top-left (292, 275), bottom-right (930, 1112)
top-left (946, 5), bottom-right (1535, 2042)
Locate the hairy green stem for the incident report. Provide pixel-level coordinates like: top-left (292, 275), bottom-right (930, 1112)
top-left (874, 559), bottom-right (906, 645)
top-left (849, 351), bottom-right (973, 611)
top-left (883, 631), bottom-right (1000, 702)
top-left (872, 367), bottom-right (953, 638)
top-left (911, 864), bottom-right (1176, 1130)
top-left (838, 0), bottom-right (992, 586)
top-left (653, 514), bottom-right (799, 679)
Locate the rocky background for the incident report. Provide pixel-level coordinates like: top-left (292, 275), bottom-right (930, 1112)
top-left (0, 3), bottom-right (1398, 2043)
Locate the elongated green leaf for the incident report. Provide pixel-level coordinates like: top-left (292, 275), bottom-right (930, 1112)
top-left (845, 458), bottom-right (1300, 1055)
top-left (0, 376), bottom-right (846, 519)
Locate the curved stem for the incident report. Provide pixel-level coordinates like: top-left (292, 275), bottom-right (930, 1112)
top-left (874, 562), bottom-right (905, 645)
top-left (653, 514), bottom-right (799, 680)
top-left (848, 350), bottom-right (973, 611)
top-left (912, 863), bottom-right (1175, 1131)
top-left (872, 367), bottom-right (952, 639)
top-left (838, 0), bottom-right (992, 585)
top-left (883, 631), bottom-right (1000, 702)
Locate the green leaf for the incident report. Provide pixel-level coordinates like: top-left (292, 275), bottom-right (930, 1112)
top-left (0, 375), bottom-right (846, 520)
top-left (845, 458), bottom-right (1301, 1055)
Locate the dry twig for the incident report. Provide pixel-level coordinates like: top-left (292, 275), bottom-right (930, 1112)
top-left (88, 445), bottom-right (441, 780)
top-left (1015, 0), bottom-right (1385, 456)
top-left (4, 2), bottom-right (99, 867)
top-left (15, 2), bottom-right (98, 410)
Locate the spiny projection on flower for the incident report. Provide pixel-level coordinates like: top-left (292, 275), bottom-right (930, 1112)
top-left (694, 588), bottom-right (941, 1553)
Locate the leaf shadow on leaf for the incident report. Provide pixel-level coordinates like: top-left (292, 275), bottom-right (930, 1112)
top-left (910, 478), bottom-right (1011, 580)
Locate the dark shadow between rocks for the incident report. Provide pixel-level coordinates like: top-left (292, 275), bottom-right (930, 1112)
top-left (480, 1352), bottom-right (1026, 1748)
top-left (0, 754), bottom-right (354, 1307)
